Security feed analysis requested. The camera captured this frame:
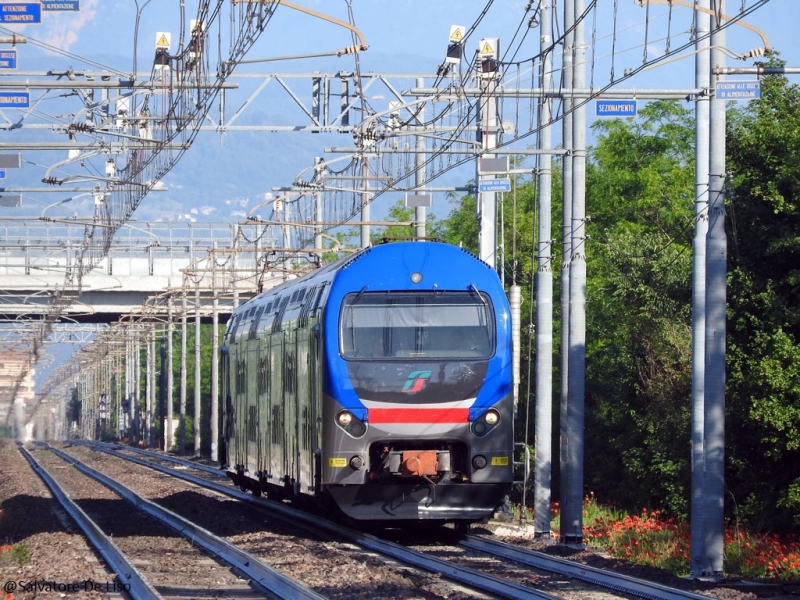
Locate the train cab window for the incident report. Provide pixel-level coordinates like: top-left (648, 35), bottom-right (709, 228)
top-left (339, 291), bottom-right (494, 360)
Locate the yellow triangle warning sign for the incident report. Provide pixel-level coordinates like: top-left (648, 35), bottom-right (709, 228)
top-left (449, 25), bottom-right (465, 43)
top-left (155, 33), bottom-right (170, 49)
top-left (481, 41), bottom-right (495, 55)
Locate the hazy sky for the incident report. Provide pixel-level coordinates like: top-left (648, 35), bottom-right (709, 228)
top-left (2, 1), bottom-right (793, 84)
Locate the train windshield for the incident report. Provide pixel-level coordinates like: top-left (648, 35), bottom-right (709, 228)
top-left (339, 291), bottom-right (494, 360)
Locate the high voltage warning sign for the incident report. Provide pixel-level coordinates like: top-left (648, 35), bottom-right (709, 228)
top-left (449, 25), bottom-right (465, 43)
top-left (480, 41), bottom-right (495, 55)
top-left (155, 32), bottom-right (171, 48)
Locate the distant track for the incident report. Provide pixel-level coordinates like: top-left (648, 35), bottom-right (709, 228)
top-left (36, 443), bottom-right (326, 600)
top-left (19, 443), bottom-right (161, 600)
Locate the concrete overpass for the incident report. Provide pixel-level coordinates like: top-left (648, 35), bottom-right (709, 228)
top-left (0, 221), bottom-right (271, 322)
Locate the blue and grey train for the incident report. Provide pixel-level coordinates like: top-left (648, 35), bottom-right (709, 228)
top-left (220, 240), bottom-right (514, 525)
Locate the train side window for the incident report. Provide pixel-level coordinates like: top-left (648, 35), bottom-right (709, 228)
top-left (236, 359), bottom-right (246, 395)
top-left (285, 352), bottom-right (296, 394)
top-left (247, 405), bottom-right (257, 441)
top-left (257, 357), bottom-right (268, 396)
top-left (271, 405), bottom-right (282, 445)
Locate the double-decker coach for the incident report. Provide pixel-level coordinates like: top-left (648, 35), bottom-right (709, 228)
top-left (221, 240), bottom-right (514, 526)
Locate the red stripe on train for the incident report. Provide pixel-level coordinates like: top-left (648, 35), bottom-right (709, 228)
top-left (368, 407), bottom-right (469, 424)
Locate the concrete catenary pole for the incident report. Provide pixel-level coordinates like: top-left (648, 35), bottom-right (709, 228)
top-left (690, 0), bottom-right (711, 578)
top-left (559, 0), bottom-right (575, 530)
top-left (534, 0), bottom-right (555, 539)
top-left (563, 0), bottom-right (588, 545)
top-left (704, 0), bottom-right (727, 578)
top-left (134, 332), bottom-right (141, 446)
top-left (146, 326), bottom-right (153, 447)
top-left (315, 157), bottom-right (325, 252)
top-left (416, 76), bottom-right (427, 240)
top-left (125, 330), bottom-right (132, 438)
top-left (194, 283), bottom-right (202, 456)
top-left (167, 295), bottom-right (175, 452)
top-left (211, 255), bottom-right (219, 463)
top-left (361, 157), bottom-right (370, 248)
top-left (477, 39), bottom-right (500, 269)
top-left (180, 292), bottom-right (188, 455)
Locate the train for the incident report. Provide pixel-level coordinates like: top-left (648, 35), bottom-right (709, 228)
top-left (220, 240), bottom-right (514, 527)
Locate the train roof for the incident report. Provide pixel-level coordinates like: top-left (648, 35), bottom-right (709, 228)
top-left (241, 240), bottom-right (503, 310)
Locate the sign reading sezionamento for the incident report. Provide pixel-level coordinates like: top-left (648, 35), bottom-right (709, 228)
top-left (0, 3), bottom-right (42, 24)
top-left (596, 99), bottom-right (637, 117)
top-left (0, 92), bottom-right (30, 108)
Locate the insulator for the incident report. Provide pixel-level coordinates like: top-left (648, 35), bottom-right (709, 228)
top-left (741, 47), bottom-right (765, 59)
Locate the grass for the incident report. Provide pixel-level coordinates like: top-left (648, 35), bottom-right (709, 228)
top-left (0, 542), bottom-right (31, 566)
top-left (530, 493), bottom-right (800, 581)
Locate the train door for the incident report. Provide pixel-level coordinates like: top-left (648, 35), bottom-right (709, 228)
top-left (297, 327), bottom-right (322, 493)
top-left (256, 337), bottom-right (270, 483)
top-left (269, 333), bottom-right (284, 484)
top-left (220, 344), bottom-right (232, 467)
top-left (296, 327), bottom-right (315, 495)
top-left (284, 329), bottom-right (299, 494)
top-left (233, 345), bottom-right (247, 470)
top-left (310, 325), bottom-right (323, 494)
top-left (245, 337), bottom-right (260, 476)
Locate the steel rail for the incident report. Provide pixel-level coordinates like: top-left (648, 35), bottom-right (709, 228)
top-left (17, 443), bottom-right (162, 600)
top-left (76, 441), bottom-right (562, 600)
top-left (461, 536), bottom-right (712, 600)
top-left (95, 442), bottom-right (226, 477)
top-left (45, 444), bottom-right (326, 600)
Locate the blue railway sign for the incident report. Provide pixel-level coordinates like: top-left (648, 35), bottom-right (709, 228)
top-left (479, 178), bottom-right (511, 193)
top-left (716, 81), bottom-right (761, 100)
top-left (0, 50), bottom-right (17, 69)
top-left (596, 99), bottom-right (637, 117)
top-left (0, 3), bottom-right (41, 24)
top-left (42, 1), bottom-right (80, 10)
top-left (0, 92), bottom-right (30, 108)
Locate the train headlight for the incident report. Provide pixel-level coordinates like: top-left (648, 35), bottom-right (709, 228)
top-left (484, 409), bottom-right (500, 426)
top-left (410, 271), bottom-right (423, 284)
top-left (470, 408), bottom-right (501, 437)
top-left (335, 410), bottom-right (367, 438)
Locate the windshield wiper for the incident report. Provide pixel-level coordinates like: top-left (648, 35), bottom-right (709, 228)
top-left (469, 283), bottom-right (487, 307)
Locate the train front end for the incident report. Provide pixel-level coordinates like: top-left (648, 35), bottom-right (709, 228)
top-left (321, 242), bottom-right (514, 524)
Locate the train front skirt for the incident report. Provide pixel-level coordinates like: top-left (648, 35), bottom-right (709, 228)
top-left (326, 481), bottom-right (508, 521)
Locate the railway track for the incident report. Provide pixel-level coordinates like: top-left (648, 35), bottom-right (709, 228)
top-left (23, 443), bottom-right (325, 600)
top-left (66, 440), bottom-right (717, 600)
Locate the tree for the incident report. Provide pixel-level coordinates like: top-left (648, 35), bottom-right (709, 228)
top-left (724, 55), bottom-right (800, 530)
top-left (369, 199), bottom-right (446, 243)
top-left (583, 100), bottom-right (696, 516)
